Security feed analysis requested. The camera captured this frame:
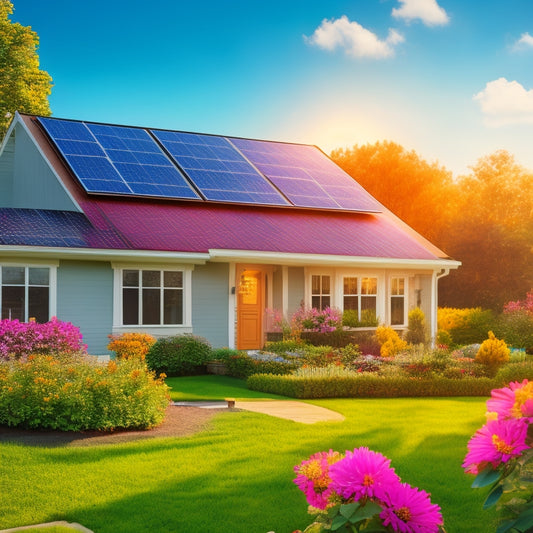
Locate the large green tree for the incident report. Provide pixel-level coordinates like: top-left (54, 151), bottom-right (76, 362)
top-left (0, 0), bottom-right (52, 138)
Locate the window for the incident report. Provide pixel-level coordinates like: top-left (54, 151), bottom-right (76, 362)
top-left (343, 276), bottom-right (377, 322)
top-left (1, 266), bottom-right (50, 322)
top-left (390, 277), bottom-right (406, 325)
top-left (122, 269), bottom-right (183, 325)
top-left (311, 275), bottom-right (330, 310)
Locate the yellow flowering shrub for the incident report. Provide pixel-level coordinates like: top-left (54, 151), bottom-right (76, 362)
top-left (107, 332), bottom-right (156, 360)
top-left (475, 331), bottom-right (510, 368)
top-left (375, 326), bottom-right (408, 357)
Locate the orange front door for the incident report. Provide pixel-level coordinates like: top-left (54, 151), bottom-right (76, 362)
top-left (237, 270), bottom-right (263, 350)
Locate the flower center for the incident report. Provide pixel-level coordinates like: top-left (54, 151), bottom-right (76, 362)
top-left (394, 506), bottom-right (411, 522)
top-left (492, 434), bottom-right (514, 454)
top-left (512, 383), bottom-right (533, 418)
top-left (363, 474), bottom-right (374, 487)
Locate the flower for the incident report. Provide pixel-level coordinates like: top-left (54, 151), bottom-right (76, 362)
top-left (294, 450), bottom-right (342, 509)
top-left (462, 418), bottom-right (529, 474)
top-left (380, 482), bottom-right (443, 533)
top-left (486, 379), bottom-right (533, 420)
top-left (329, 447), bottom-right (400, 501)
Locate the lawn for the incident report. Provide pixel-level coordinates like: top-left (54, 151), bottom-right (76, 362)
top-left (0, 377), bottom-right (497, 533)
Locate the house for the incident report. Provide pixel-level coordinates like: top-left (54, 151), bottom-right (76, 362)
top-left (0, 112), bottom-right (460, 354)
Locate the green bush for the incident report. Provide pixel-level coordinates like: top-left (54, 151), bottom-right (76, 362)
top-left (0, 354), bottom-right (169, 431)
top-left (301, 329), bottom-right (375, 349)
top-left (342, 309), bottom-right (379, 328)
top-left (225, 353), bottom-right (296, 379)
top-left (263, 339), bottom-right (307, 355)
top-left (449, 308), bottom-right (496, 345)
top-left (495, 310), bottom-right (533, 351)
top-left (146, 334), bottom-right (212, 376)
top-left (247, 372), bottom-right (495, 399)
top-left (494, 362), bottom-right (533, 386)
top-left (405, 308), bottom-right (426, 345)
top-left (209, 347), bottom-right (243, 361)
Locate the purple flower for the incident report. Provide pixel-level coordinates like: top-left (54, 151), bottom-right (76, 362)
top-left (380, 482), bottom-right (443, 533)
top-left (329, 447), bottom-right (400, 502)
top-left (462, 418), bottom-right (530, 474)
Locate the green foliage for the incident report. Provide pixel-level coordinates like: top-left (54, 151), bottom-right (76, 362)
top-left (225, 353), bottom-right (296, 379)
top-left (263, 339), bottom-right (307, 355)
top-left (495, 310), bottom-right (533, 351)
top-left (0, 354), bottom-right (169, 430)
top-left (436, 329), bottom-right (453, 347)
top-left (475, 331), bottom-right (510, 371)
top-left (301, 329), bottom-right (364, 348)
top-left (209, 347), bottom-right (242, 361)
top-left (247, 371), bottom-right (495, 399)
top-left (145, 334), bottom-right (212, 376)
top-left (0, 1), bottom-right (52, 137)
top-left (494, 362), bottom-right (533, 386)
top-left (342, 309), bottom-right (379, 328)
top-left (406, 307), bottom-right (426, 345)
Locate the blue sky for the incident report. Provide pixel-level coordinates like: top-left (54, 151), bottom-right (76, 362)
top-left (10, 0), bottom-right (533, 176)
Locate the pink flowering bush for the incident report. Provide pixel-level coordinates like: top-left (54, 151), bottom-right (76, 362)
top-left (504, 292), bottom-right (533, 316)
top-left (292, 307), bottom-right (343, 334)
top-left (463, 379), bottom-right (533, 532)
top-left (0, 317), bottom-right (87, 359)
top-left (293, 446), bottom-right (444, 532)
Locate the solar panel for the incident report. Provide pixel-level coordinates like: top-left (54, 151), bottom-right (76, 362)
top-left (150, 130), bottom-right (290, 206)
top-left (38, 118), bottom-right (201, 200)
top-left (229, 138), bottom-right (382, 212)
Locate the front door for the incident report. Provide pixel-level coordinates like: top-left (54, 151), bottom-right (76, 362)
top-left (237, 270), bottom-right (263, 350)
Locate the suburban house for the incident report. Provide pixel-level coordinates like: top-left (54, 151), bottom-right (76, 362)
top-left (0, 112), bottom-right (460, 354)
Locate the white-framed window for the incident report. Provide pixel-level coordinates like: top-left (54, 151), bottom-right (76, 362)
top-left (311, 274), bottom-right (331, 310)
top-left (390, 277), bottom-right (406, 326)
top-left (113, 264), bottom-right (192, 327)
top-left (342, 276), bottom-right (378, 320)
top-left (0, 265), bottom-right (57, 322)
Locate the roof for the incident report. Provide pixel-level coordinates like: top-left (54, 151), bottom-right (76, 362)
top-left (0, 113), bottom-right (456, 266)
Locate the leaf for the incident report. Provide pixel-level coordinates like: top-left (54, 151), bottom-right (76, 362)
top-left (511, 506), bottom-right (533, 531)
top-left (330, 514), bottom-right (349, 531)
top-left (351, 501), bottom-right (383, 522)
top-left (496, 519), bottom-right (518, 533)
top-left (340, 502), bottom-right (360, 519)
top-left (472, 467), bottom-right (502, 488)
top-left (483, 484), bottom-right (503, 509)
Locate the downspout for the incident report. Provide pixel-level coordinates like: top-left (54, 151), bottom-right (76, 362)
top-left (431, 268), bottom-right (450, 346)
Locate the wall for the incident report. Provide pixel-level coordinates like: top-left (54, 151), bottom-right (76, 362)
top-left (191, 262), bottom-right (229, 348)
top-left (0, 133), bottom-right (14, 206)
top-left (56, 260), bottom-right (113, 355)
top-left (288, 266), bottom-right (305, 316)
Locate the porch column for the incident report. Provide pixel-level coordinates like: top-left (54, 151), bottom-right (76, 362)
top-left (228, 262), bottom-right (236, 349)
top-left (282, 265), bottom-right (289, 320)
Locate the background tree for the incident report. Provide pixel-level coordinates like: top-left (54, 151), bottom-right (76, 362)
top-left (0, 0), bottom-right (52, 138)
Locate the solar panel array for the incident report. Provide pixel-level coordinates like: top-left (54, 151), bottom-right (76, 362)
top-left (37, 116), bottom-right (382, 213)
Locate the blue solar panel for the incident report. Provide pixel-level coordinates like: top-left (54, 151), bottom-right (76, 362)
top-left (150, 129), bottom-right (290, 206)
top-left (229, 138), bottom-right (382, 212)
top-left (38, 118), bottom-right (201, 200)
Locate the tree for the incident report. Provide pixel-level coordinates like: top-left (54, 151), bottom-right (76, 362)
top-left (0, 0), bottom-right (52, 138)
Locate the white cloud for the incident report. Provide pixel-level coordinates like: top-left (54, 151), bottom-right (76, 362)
top-left (391, 0), bottom-right (449, 26)
top-left (473, 78), bottom-right (533, 126)
top-left (512, 32), bottom-right (533, 51)
top-left (304, 15), bottom-right (404, 59)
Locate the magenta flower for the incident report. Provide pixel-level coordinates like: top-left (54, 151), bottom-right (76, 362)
top-left (294, 450), bottom-right (342, 509)
top-left (380, 482), bottom-right (443, 533)
top-left (329, 447), bottom-right (400, 502)
top-left (462, 418), bottom-right (530, 474)
top-left (487, 380), bottom-right (533, 420)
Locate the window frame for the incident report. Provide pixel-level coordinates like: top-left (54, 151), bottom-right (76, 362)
top-left (0, 262), bottom-right (57, 322)
top-left (390, 276), bottom-right (408, 327)
top-left (342, 275), bottom-right (379, 322)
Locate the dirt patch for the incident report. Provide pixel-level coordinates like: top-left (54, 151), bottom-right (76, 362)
top-left (0, 405), bottom-right (221, 447)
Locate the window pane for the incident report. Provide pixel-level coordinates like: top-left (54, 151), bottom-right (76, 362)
top-left (1, 286), bottom-right (24, 320)
top-left (312, 295), bottom-right (320, 309)
top-left (164, 289), bottom-right (183, 324)
top-left (122, 288), bottom-right (139, 325)
top-left (361, 296), bottom-right (376, 313)
top-left (142, 270), bottom-right (160, 288)
top-left (344, 295), bottom-right (358, 311)
top-left (392, 278), bottom-right (404, 296)
top-left (28, 286), bottom-right (49, 322)
top-left (164, 271), bottom-right (183, 288)
top-left (2, 267), bottom-right (24, 285)
top-left (362, 278), bottom-right (377, 295)
top-left (321, 296), bottom-right (330, 309)
top-left (321, 276), bottom-right (330, 294)
top-left (391, 298), bottom-right (405, 325)
top-left (311, 275), bottom-right (320, 295)
top-left (29, 268), bottom-right (49, 286)
top-left (142, 288), bottom-right (160, 324)
top-left (123, 270), bottom-right (139, 287)
top-left (343, 277), bottom-right (357, 295)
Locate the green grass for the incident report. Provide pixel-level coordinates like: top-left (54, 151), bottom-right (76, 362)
top-left (0, 377), bottom-right (498, 533)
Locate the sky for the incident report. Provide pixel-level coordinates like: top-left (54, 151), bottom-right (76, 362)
top-left (9, 0), bottom-right (533, 176)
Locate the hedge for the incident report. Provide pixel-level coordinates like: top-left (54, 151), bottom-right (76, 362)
top-left (246, 373), bottom-right (496, 399)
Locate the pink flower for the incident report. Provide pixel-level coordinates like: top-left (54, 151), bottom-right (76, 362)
top-left (380, 482), bottom-right (443, 533)
top-left (294, 450), bottom-right (342, 509)
top-left (329, 447), bottom-right (400, 502)
top-left (462, 418), bottom-right (530, 474)
top-left (487, 380), bottom-right (533, 420)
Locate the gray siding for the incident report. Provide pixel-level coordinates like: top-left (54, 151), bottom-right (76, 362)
top-left (57, 260), bottom-right (113, 355)
top-left (272, 268), bottom-right (282, 310)
top-left (0, 133), bottom-right (14, 206)
top-left (11, 123), bottom-right (78, 211)
top-left (288, 267), bottom-right (305, 316)
top-left (192, 262), bottom-right (229, 348)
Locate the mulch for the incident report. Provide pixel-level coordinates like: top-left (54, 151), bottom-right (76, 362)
top-left (0, 405), bottom-right (221, 447)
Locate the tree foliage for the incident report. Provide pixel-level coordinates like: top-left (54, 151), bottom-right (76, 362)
top-left (0, 0), bottom-right (52, 138)
top-left (331, 144), bottom-right (533, 311)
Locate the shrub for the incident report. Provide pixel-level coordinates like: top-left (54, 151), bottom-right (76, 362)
top-left (475, 331), bottom-right (510, 373)
top-left (0, 318), bottom-right (87, 359)
top-left (225, 353), bottom-right (296, 378)
top-left (438, 307), bottom-right (496, 346)
top-left (301, 329), bottom-right (375, 349)
top-left (107, 332), bottom-right (156, 360)
top-left (495, 310), bottom-right (533, 351)
top-left (405, 308), bottom-right (426, 345)
top-left (209, 347), bottom-right (243, 361)
top-left (436, 329), bottom-right (453, 347)
top-left (342, 309), bottom-right (379, 328)
top-left (145, 334), bottom-right (212, 376)
top-left (291, 306), bottom-right (342, 333)
top-left (0, 354), bottom-right (169, 431)
top-left (494, 362), bottom-right (533, 386)
top-left (375, 326), bottom-right (408, 357)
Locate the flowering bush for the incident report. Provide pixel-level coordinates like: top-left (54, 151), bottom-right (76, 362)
top-left (292, 307), bottom-right (343, 334)
top-left (375, 327), bottom-right (408, 358)
top-left (293, 447), bottom-right (444, 532)
top-left (463, 379), bottom-right (533, 532)
top-left (504, 292), bottom-right (533, 316)
top-left (107, 332), bottom-right (156, 360)
top-left (475, 331), bottom-right (510, 371)
top-left (0, 317), bottom-right (87, 359)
